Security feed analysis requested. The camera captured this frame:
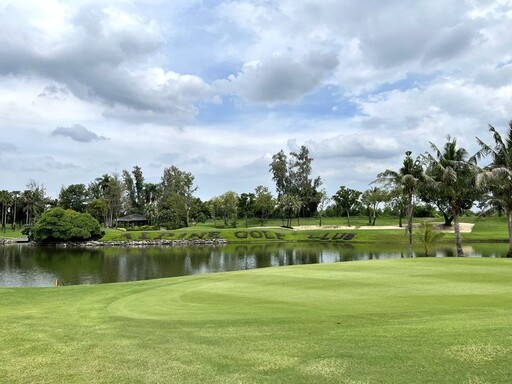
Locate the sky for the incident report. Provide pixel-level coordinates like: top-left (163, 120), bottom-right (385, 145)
top-left (1, 0), bottom-right (512, 200)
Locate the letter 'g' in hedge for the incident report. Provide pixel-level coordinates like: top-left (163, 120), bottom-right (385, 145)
top-left (32, 207), bottom-right (103, 244)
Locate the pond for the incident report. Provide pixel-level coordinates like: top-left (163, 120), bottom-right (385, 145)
top-left (0, 242), bottom-right (508, 287)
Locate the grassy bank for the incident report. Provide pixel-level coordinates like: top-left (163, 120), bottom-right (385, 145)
top-left (1, 258), bottom-right (511, 383)
top-left (1, 215), bottom-right (508, 245)
top-left (98, 216), bottom-right (510, 244)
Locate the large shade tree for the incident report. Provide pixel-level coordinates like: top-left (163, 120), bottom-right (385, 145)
top-left (476, 121), bottom-right (512, 256)
top-left (160, 166), bottom-right (197, 227)
top-left (22, 180), bottom-right (47, 225)
top-left (424, 137), bottom-right (480, 257)
top-left (58, 184), bottom-right (88, 212)
top-left (332, 186), bottom-right (361, 227)
top-left (269, 145), bottom-right (322, 225)
top-left (254, 185), bottom-right (275, 226)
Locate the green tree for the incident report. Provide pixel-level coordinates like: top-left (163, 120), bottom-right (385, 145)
top-left (143, 182), bottom-right (161, 225)
top-left (316, 189), bottom-right (330, 227)
top-left (254, 185), bottom-right (274, 226)
top-left (208, 196), bottom-right (222, 227)
top-left (386, 187), bottom-right (408, 227)
top-left (238, 193), bottom-right (255, 228)
top-left (332, 186), bottom-right (361, 227)
top-left (0, 190), bottom-right (11, 232)
top-left (289, 145), bottom-right (322, 217)
top-left (361, 187), bottom-right (387, 226)
top-left (269, 145), bottom-right (321, 224)
top-left (376, 151), bottom-right (423, 255)
top-left (156, 209), bottom-right (182, 230)
top-left (160, 166), bottom-right (197, 227)
top-left (476, 121), bottom-right (512, 256)
top-left (86, 198), bottom-right (108, 224)
top-left (218, 191), bottom-right (239, 227)
top-left (415, 221), bottom-right (444, 257)
top-left (424, 137), bottom-right (480, 257)
top-left (58, 184), bottom-right (88, 212)
top-left (10, 190), bottom-right (20, 230)
top-left (89, 174), bottom-right (122, 227)
top-left (22, 180), bottom-right (47, 225)
top-left (122, 166), bottom-right (146, 214)
top-left (31, 208), bottom-right (102, 244)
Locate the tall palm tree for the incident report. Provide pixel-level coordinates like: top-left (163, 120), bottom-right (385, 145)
top-left (476, 121), bottom-right (512, 256)
top-left (424, 137), bottom-right (480, 257)
top-left (10, 191), bottom-right (20, 230)
top-left (0, 190), bottom-right (11, 232)
top-left (376, 151), bottom-right (423, 256)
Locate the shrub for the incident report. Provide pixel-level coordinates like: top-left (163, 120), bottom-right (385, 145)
top-left (156, 209), bottom-right (184, 230)
top-left (31, 208), bottom-right (102, 244)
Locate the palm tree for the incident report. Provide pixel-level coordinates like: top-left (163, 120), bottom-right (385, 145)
top-left (415, 221), bottom-right (444, 257)
top-left (424, 137), bottom-right (480, 257)
top-left (11, 191), bottom-right (20, 230)
top-left (476, 121), bottom-right (512, 256)
top-left (0, 190), bottom-right (11, 232)
top-left (376, 151), bottom-right (423, 256)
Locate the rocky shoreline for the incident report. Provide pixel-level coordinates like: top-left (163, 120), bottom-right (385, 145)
top-left (0, 238), bottom-right (26, 245)
top-left (51, 239), bottom-right (228, 248)
top-left (1, 238), bottom-right (228, 247)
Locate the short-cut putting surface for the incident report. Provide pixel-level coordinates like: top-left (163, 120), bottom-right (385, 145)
top-left (1, 258), bottom-right (511, 383)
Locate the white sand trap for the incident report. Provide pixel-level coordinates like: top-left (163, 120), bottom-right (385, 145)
top-left (293, 223), bottom-right (475, 233)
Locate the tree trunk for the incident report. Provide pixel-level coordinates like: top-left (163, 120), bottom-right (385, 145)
top-left (453, 211), bottom-right (464, 257)
top-left (442, 212), bottom-right (453, 227)
top-left (1, 203), bottom-right (5, 232)
top-left (346, 208), bottom-right (351, 227)
top-left (507, 209), bottom-right (512, 258)
top-left (185, 206), bottom-right (190, 227)
top-left (12, 199), bottom-right (17, 230)
top-left (406, 193), bottom-right (414, 257)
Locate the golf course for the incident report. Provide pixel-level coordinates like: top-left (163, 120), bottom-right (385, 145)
top-left (1, 257), bottom-right (511, 383)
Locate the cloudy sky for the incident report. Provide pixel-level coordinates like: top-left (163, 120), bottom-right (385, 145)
top-left (1, 0), bottom-right (512, 199)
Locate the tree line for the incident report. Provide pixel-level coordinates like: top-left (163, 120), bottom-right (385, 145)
top-left (2, 121), bottom-right (512, 255)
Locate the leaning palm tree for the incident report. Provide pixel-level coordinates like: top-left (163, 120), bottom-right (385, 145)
top-left (476, 121), bottom-right (512, 256)
top-left (424, 137), bottom-right (480, 257)
top-left (376, 151), bottom-right (423, 256)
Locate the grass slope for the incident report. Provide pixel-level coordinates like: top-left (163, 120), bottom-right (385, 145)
top-left (1, 258), bottom-right (511, 383)
top-left (98, 216), bottom-right (511, 245)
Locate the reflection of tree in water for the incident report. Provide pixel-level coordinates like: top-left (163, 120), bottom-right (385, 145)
top-left (1, 243), bottom-right (509, 287)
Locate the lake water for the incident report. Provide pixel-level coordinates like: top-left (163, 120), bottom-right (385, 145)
top-left (0, 242), bottom-right (508, 287)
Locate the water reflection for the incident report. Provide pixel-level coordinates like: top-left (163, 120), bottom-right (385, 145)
top-left (0, 242), bottom-right (508, 287)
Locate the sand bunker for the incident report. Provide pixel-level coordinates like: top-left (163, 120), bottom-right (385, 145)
top-left (293, 222), bottom-right (475, 233)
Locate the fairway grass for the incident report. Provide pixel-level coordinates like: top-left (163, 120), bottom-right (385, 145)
top-left (1, 258), bottom-right (512, 383)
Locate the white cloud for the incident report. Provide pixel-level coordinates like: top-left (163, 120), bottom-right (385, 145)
top-left (1, 0), bottom-right (512, 200)
top-left (52, 124), bottom-right (108, 142)
top-left (218, 52), bottom-right (338, 103)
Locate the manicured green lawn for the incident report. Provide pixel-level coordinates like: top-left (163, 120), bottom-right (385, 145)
top-left (1, 258), bottom-right (511, 383)
top-left (99, 215), bottom-right (510, 245)
top-left (4, 215), bottom-right (508, 245)
top-left (0, 227), bottom-right (23, 238)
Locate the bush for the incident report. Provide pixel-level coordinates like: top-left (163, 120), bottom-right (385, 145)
top-left (31, 208), bottom-right (102, 244)
top-left (156, 209), bottom-right (184, 230)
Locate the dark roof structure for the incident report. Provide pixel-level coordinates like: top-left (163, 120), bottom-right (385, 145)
top-left (117, 214), bottom-right (148, 222)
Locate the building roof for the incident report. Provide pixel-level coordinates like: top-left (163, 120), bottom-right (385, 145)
top-left (117, 214), bottom-right (148, 222)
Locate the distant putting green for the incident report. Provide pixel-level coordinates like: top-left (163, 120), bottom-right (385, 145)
top-left (1, 258), bottom-right (511, 383)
